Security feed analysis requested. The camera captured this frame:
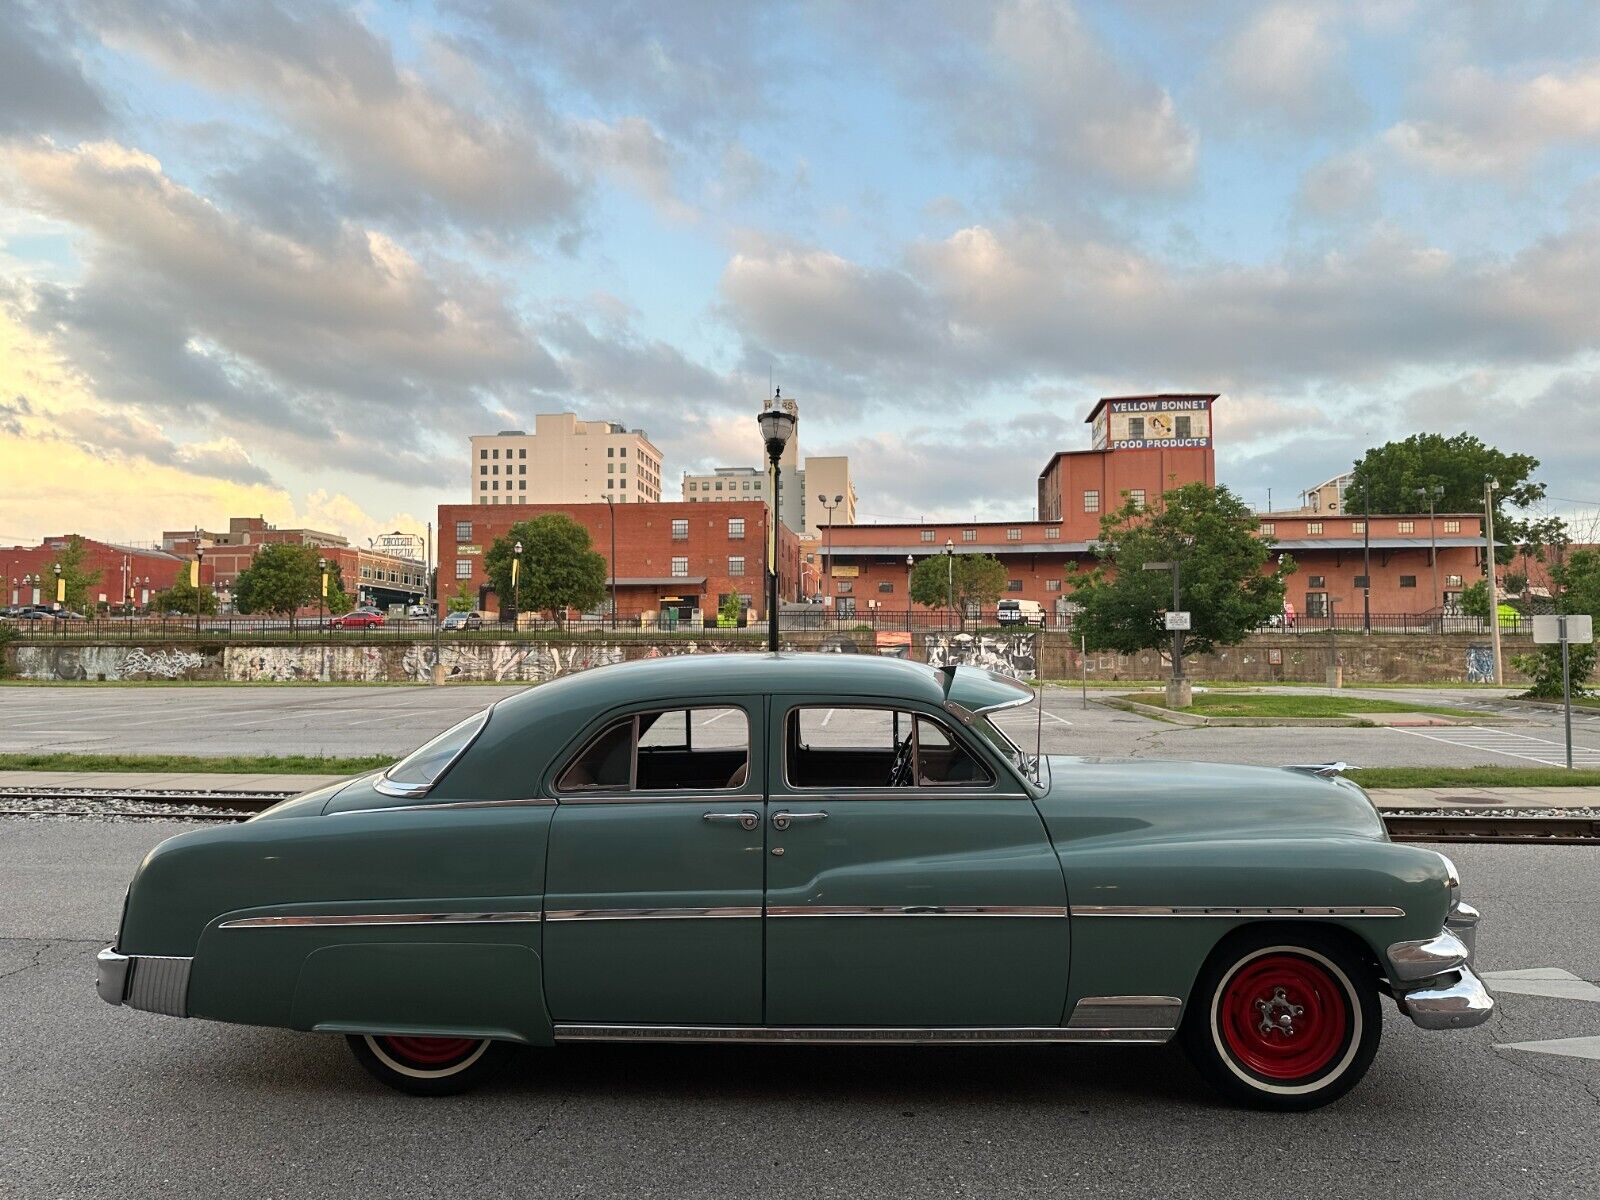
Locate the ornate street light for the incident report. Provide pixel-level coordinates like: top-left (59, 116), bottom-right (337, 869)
top-left (757, 397), bottom-right (796, 652)
top-left (944, 539), bottom-right (954, 630)
top-left (509, 540), bottom-right (524, 628)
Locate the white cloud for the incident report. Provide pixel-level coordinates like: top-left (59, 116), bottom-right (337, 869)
top-left (1294, 150), bottom-right (1379, 220)
top-left (1216, 1), bottom-right (1363, 131)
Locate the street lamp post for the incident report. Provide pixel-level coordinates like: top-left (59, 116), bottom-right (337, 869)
top-left (509, 540), bottom-right (523, 630)
top-left (1415, 483), bottom-right (1444, 621)
top-left (944, 540), bottom-right (955, 631)
top-left (1142, 558), bottom-right (1188, 707)
top-left (1361, 480), bottom-right (1372, 634)
top-left (905, 554), bottom-right (914, 631)
top-left (1484, 477), bottom-right (1503, 684)
top-left (757, 398), bottom-right (796, 652)
top-left (604, 495), bottom-right (617, 628)
top-left (817, 493), bottom-right (842, 605)
top-left (52, 562), bottom-right (62, 613)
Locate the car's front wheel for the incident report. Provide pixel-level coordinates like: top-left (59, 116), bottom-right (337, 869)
top-left (1181, 928), bottom-right (1380, 1110)
top-left (346, 1034), bottom-right (514, 1096)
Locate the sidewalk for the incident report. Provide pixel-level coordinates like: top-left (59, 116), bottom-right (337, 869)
top-left (2, 771), bottom-right (1593, 810)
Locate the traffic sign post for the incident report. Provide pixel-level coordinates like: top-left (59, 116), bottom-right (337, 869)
top-left (1534, 614), bottom-right (1594, 770)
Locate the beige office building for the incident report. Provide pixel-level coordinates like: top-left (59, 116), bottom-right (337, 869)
top-left (682, 466), bottom-right (768, 504)
top-left (802, 455), bottom-right (856, 536)
top-left (471, 413), bottom-right (662, 506)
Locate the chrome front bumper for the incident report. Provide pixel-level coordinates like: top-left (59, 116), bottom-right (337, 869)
top-left (1386, 899), bottom-right (1494, 1030)
top-left (96, 945), bottom-right (191, 1017)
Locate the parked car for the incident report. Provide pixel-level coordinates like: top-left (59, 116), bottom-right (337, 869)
top-left (329, 608), bottom-right (385, 629)
top-left (406, 604), bottom-right (435, 620)
top-left (440, 610), bottom-right (483, 630)
top-left (996, 598), bottom-right (1046, 627)
top-left (96, 655), bottom-right (1489, 1108)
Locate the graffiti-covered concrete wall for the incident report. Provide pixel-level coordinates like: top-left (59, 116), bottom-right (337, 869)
top-left (12, 644), bottom-right (222, 681)
top-left (924, 633), bottom-right (1038, 679)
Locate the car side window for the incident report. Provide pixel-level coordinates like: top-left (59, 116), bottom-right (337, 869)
top-left (786, 707), bottom-right (992, 790)
top-left (557, 707), bottom-right (750, 793)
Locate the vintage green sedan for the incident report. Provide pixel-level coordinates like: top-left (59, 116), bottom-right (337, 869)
top-left (97, 654), bottom-right (1490, 1109)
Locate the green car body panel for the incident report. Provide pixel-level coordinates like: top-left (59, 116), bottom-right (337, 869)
top-left (106, 654), bottom-right (1469, 1050)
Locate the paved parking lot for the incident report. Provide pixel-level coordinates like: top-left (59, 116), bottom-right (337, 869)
top-left (3, 679), bottom-right (1598, 768)
top-left (1, 821), bottom-right (1595, 1200)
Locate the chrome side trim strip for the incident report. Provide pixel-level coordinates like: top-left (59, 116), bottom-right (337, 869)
top-left (335, 797), bottom-right (557, 815)
top-left (1069, 904), bottom-right (1406, 918)
top-left (124, 954), bottom-right (192, 1017)
top-left (766, 905), bottom-right (1067, 918)
top-left (545, 907), bottom-right (762, 921)
top-left (1066, 995), bottom-right (1183, 1033)
top-left (553, 1024), bottom-right (1171, 1045)
top-left (218, 911), bottom-right (544, 929)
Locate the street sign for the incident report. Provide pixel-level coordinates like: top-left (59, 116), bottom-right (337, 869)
top-left (1533, 614), bottom-right (1593, 644)
top-left (1164, 611), bottom-right (1192, 631)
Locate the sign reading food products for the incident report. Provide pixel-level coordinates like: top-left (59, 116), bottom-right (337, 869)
top-left (1104, 397), bottom-right (1212, 449)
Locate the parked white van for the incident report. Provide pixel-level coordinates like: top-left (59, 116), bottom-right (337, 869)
top-left (996, 598), bottom-right (1045, 627)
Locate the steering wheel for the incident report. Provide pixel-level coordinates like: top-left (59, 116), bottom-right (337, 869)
top-left (886, 734), bottom-right (915, 787)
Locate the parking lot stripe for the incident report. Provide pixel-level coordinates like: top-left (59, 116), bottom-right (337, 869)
top-left (1496, 1037), bottom-right (1600, 1061)
top-left (1387, 725), bottom-right (1600, 767)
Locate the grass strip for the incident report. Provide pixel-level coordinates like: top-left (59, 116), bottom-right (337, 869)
top-left (1122, 692), bottom-right (1469, 718)
top-left (1344, 766), bottom-right (1600, 788)
top-left (0, 752), bottom-right (394, 775)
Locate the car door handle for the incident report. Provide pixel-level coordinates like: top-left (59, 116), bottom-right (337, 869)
top-left (703, 811), bottom-right (760, 831)
top-left (771, 810), bottom-right (828, 831)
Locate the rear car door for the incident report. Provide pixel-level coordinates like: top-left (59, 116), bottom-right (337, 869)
top-left (763, 699), bottom-right (1069, 1027)
top-left (542, 700), bottom-right (766, 1025)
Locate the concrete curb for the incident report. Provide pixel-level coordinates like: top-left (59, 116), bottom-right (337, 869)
top-left (1093, 695), bottom-right (1377, 727)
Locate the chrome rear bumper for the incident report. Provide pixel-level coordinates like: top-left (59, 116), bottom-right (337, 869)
top-left (96, 945), bottom-right (191, 1017)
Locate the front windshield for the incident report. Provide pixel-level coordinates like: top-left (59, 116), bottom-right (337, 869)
top-left (384, 709), bottom-right (490, 788)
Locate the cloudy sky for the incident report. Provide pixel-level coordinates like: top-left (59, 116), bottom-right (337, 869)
top-left (2, 0), bottom-right (1599, 548)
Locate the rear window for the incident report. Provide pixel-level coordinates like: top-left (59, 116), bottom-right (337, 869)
top-left (383, 710), bottom-right (489, 789)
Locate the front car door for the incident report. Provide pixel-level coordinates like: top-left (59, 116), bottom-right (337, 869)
top-left (542, 700), bottom-right (765, 1026)
top-left (763, 699), bottom-right (1069, 1028)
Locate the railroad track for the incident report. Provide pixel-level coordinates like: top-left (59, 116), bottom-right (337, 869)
top-left (1, 790), bottom-right (1597, 842)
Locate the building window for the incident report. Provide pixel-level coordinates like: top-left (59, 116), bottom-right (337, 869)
top-left (607, 479), bottom-right (614, 489)
top-left (670, 557), bottom-right (688, 577)
top-left (1443, 519), bottom-right (1460, 533)
top-left (1305, 592), bottom-right (1328, 618)
top-left (1007, 528), bottom-right (1022, 541)
top-left (1308, 575), bottom-right (1325, 588)
top-left (686, 481), bottom-right (696, 492)
top-left (1128, 417), bottom-right (1145, 439)
top-left (620, 447), bottom-right (627, 457)
top-left (491, 480), bottom-right (498, 490)
top-left (455, 559), bottom-right (472, 579)
top-left (742, 481), bottom-right (751, 491)
top-left (1353, 575), bottom-right (1369, 588)
top-left (963, 529), bottom-right (977, 542)
top-left (1260, 521), bottom-right (1276, 535)
top-left (1446, 574), bottom-right (1463, 588)
top-left (1400, 575), bottom-right (1417, 588)
top-left (715, 481), bottom-right (723, 491)
top-left (1006, 579), bottom-right (1024, 592)
top-left (492, 448), bottom-right (499, 459)
top-left (491, 464), bottom-right (498, 475)
top-left (519, 449), bottom-right (526, 459)
top-left (671, 519), bottom-right (688, 540)
top-left (620, 478), bottom-right (626, 488)
top-left (518, 465), bottom-right (526, 475)
top-left (921, 530), bottom-right (935, 542)
top-left (455, 522), bottom-right (471, 541)
top-left (1045, 527), bottom-right (1060, 540)
top-left (1128, 489), bottom-right (1146, 510)
top-left (518, 480), bottom-right (526, 491)
top-left (728, 518), bottom-right (745, 539)
top-left (836, 580), bottom-right (853, 594)
top-left (879, 581), bottom-right (894, 593)
top-left (1350, 521), bottom-right (1365, 535)
top-left (1398, 520), bottom-right (1415, 533)
top-left (1083, 490), bottom-right (1100, 514)
top-left (608, 447), bottom-right (614, 458)
top-left (1175, 415), bottom-right (1192, 439)
top-left (479, 449), bottom-right (487, 459)
top-left (728, 556), bottom-right (746, 576)
top-left (1307, 522), bottom-right (1323, 534)
top-left (1046, 579), bottom-right (1062, 592)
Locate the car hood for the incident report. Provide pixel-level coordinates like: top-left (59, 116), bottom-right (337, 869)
top-left (1033, 755), bottom-right (1386, 844)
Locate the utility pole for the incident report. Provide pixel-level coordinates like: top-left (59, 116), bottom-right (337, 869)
top-left (1484, 477), bottom-right (1503, 685)
top-left (1361, 480), bottom-right (1371, 634)
top-left (1142, 557), bottom-right (1188, 708)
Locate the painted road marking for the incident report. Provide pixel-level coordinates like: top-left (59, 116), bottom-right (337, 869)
top-left (1481, 968), bottom-right (1600, 1004)
top-left (1387, 725), bottom-right (1600, 767)
top-left (1495, 1037), bottom-right (1600, 1062)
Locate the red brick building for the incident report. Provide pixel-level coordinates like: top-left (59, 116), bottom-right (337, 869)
top-left (436, 501), bottom-right (802, 623)
top-left (3, 536), bottom-right (188, 610)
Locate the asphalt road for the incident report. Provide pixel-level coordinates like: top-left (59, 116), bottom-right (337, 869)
top-left (1, 820), bottom-right (1596, 1200)
top-left (4, 681), bottom-right (1599, 769)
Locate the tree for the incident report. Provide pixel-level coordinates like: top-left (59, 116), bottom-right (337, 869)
top-left (484, 515), bottom-right (606, 628)
top-left (909, 553), bottom-right (1008, 625)
top-left (233, 544), bottom-right (321, 623)
top-left (1347, 433), bottom-right (1543, 561)
top-left (717, 592), bottom-right (743, 628)
top-left (447, 580), bottom-right (475, 613)
top-left (1070, 483), bottom-right (1292, 659)
top-left (49, 535), bottom-right (101, 611)
top-left (151, 574), bottom-right (218, 615)
top-left (324, 559), bottom-right (352, 615)
top-left (1513, 548), bottom-right (1600, 698)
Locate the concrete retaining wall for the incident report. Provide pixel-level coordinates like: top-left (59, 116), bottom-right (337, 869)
top-left (4, 629), bottom-right (1570, 686)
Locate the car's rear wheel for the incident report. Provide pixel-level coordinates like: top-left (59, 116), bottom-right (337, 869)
top-left (1181, 928), bottom-right (1380, 1110)
top-left (346, 1034), bottom-right (514, 1096)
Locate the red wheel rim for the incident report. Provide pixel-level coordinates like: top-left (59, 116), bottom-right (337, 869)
top-left (1218, 953), bottom-right (1350, 1081)
top-left (379, 1036), bottom-right (481, 1066)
